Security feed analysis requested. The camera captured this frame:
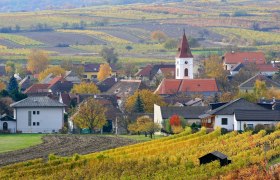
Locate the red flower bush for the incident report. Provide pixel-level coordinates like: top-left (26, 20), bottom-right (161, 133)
top-left (169, 115), bottom-right (181, 127)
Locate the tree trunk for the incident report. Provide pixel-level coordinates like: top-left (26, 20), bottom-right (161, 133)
top-left (144, 132), bottom-right (147, 137)
top-left (150, 132), bottom-right (153, 139)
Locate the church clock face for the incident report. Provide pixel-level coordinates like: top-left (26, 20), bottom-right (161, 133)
top-left (185, 61), bottom-right (188, 64)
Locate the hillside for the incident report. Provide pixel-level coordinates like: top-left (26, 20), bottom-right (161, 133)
top-left (0, 128), bottom-right (279, 179)
top-left (0, 0), bottom-right (181, 12)
top-left (0, 0), bottom-right (278, 65)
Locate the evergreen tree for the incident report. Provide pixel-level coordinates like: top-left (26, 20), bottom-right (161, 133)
top-left (133, 94), bottom-right (144, 113)
top-left (7, 76), bottom-right (18, 93)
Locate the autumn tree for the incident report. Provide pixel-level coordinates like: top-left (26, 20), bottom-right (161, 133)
top-left (73, 97), bottom-right (107, 133)
top-left (164, 38), bottom-right (177, 49)
top-left (97, 63), bottom-right (112, 82)
top-left (38, 66), bottom-right (66, 81)
top-left (253, 80), bottom-right (267, 99)
top-left (5, 61), bottom-right (15, 76)
top-left (128, 116), bottom-right (160, 138)
top-left (203, 54), bottom-right (231, 92)
top-left (151, 30), bottom-right (167, 43)
top-left (0, 97), bottom-right (13, 115)
top-left (118, 63), bottom-right (138, 78)
top-left (0, 81), bottom-right (6, 91)
top-left (169, 114), bottom-right (183, 134)
top-left (27, 49), bottom-right (49, 74)
top-left (125, 90), bottom-right (166, 113)
top-left (100, 47), bottom-right (118, 64)
top-left (71, 82), bottom-right (100, 94)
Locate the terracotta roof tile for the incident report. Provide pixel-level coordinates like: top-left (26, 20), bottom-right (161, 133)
top-left (156, 79), bottom-right (219, 95)
top-left (224, 52), bottom-right (266, 64)
top-left (136, 64), bottom-right (153, 76)
top-left (256, 64), bottom-right (278, 72)
top-left (24, 84), bottom-right (50, 94)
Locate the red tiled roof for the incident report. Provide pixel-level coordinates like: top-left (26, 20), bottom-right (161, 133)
top-left (176, 30), bottom-right (193, 58)
top-left (136, 64), bottom-right (153, 76)
top-left (155, 79), bottom-right (219, 95)
top-left (48, 76), bottom-right (63, 88)
top-left (24, 84), bottom-right (50, 94)
top-left (256, 64), bottom-right (278, 72)
top-left (224, 52), bottom-right (266, 65)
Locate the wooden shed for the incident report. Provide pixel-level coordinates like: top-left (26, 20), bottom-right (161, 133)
top-left (199, 151), bottom-right (231, 166)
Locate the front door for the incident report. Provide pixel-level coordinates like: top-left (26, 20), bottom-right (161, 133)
top-left (3, 122), bottom-right (8, 130)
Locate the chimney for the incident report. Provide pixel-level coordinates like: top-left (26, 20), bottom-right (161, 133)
top-left (231, 51), bottom-right (235, 54)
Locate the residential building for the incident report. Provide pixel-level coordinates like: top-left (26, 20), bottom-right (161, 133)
top-left (10, 96), bottom-right (66, 133)
top-left (239, 74), bottom-right (280, 93)
top-left (223, 51), bottom-right (266, 70)
top-left (199, 98), bottom-right (267, 131)
top-left (83, 63), bottom-right (117, 80)
top-left (154, 104), bottom-right (209, 126)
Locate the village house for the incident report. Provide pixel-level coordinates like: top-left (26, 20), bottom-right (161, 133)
top-left (199, 98), bottom-right (268, 131)
top-left (154, 104), bottom-right (209, 127)
top-left (223, 51), bottom-right (266, 70)
top-left (10, 96), bottom-right (66, 133)
top-left (239, 74), bottom-right (280, 93)
top-left (83, 63), bottom-right (117, 81)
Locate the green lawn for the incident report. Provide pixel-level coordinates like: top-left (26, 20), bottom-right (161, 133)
top-left (119, 134), bottom-right (165, 142)
top-left (0, 134), bottom-right (43, 153)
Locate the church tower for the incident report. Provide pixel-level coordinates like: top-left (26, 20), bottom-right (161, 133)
top-left (175, 30), bottom-right (194, 79)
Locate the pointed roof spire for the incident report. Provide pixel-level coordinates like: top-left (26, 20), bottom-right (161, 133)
top-left (176, 29), bottom-right (193, 58)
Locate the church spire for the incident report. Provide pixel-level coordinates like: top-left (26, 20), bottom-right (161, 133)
top-left (176, 30), bottom-right (193, 58)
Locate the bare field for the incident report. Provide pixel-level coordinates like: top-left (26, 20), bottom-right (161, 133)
top-left (0, 135), bottom-right (137, 167)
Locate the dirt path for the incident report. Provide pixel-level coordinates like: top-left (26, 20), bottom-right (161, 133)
top-left (0, 135), bottom-right (137, 167)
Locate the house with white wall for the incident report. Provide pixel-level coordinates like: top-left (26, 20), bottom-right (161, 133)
top-left (10, 96), bottom-right (66, 133)
top-left (234, 109), bottom-right (280, 131)
top-left (199, 98), bottom-right (267, 131)
top-left (0, 114), bottom-right (16, 133)
top-left (154, 104), bottom-right (209, 127)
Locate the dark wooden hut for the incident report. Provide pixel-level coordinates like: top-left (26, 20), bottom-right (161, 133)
top-left (199, 151), bottom-right (231, 166)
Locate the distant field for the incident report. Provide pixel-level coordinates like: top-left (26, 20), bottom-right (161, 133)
top-left (0, 134), bottom-right (43, 153)
top-left (0, 33), bottom-right (43, 46)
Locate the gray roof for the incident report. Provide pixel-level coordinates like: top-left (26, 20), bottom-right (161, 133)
top-left (235, 109), bottom-right (280, 121)
top-left (199, 151), bottom-right (228, 160)
top-left (105, 79), bottom-right (145, 99)
top-left (161, 106), bottom-right (209, 119)
top-left (239, 74), bottom-right (280, 89)
top-left (10, 96), bottom-right (66, 108)
top-left (199, 98), bottom-right (266, 118)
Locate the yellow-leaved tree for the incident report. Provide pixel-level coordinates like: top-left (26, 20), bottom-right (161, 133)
top-left (71, 82), bottom-right (100, 94)
top-left (97, 63), bottom-right (112, 81)
top-left (125, 90), bottom-right (166, 113)
top-left (72, 97), bottom-right (107, 133)
top-left (27, 49), bottom-right (49, 74)
top-left (38, 66), bottom-right (66, 81)
top-left (0, 81), bottom-right (6, 90)
top-left (128, 116), bottom-right (160, 138)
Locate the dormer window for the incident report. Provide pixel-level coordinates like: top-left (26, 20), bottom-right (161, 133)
top-left (114, 88), bottom-right (120, 93)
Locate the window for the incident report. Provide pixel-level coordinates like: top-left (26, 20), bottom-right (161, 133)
top-left (184, 68), bottom-right (188, 77)
top-left (28, 111), bottom-right (32, 126)
top-left (221, 118), bottom-right (228, 125)
top-left (176, 68), bottom-right (179, 77)
top-left (247, 124), bottom-right (254, 129)
top-left (33, 111), bottom-right (36, 115)
top-left (37, 122), bottom-right (40, 126)
top-left (37, 111), bottom-right (40, 115)
top-left (33, 122), bottom-right (36, 126)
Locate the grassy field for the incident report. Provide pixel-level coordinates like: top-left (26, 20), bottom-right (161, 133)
top-left (0, 134), bottom-right (43, 153)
